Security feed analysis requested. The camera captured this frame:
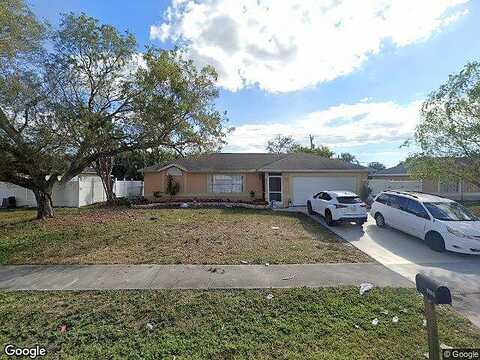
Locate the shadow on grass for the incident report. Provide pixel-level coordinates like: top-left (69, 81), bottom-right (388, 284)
top-left (0, 209), bottom-right (38, 228)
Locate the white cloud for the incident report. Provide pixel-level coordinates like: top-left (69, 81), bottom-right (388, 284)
top-left (223, 99), bottom-right (422, 153)
top-left (151, 0), bottom-right (469, 92)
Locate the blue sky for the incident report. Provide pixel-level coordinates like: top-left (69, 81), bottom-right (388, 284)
top-left (30, 0), bottom-right (480, 167)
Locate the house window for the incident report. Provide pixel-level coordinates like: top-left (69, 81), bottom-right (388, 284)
top-left (209, 175), bottom-right (244, 193)
top-left (439, 180), bottom-right (460, 193)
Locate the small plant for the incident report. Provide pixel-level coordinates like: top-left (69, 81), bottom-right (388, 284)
top-left (153, 191), bottom-right (163, 198)
top-left (249, 190), bottom-right (255, 198)
top-left (166, 175), bottom-right (180, 196)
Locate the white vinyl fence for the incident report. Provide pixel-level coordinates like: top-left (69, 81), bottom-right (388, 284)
top-left (0, 182), bottom-right (37, 207)
top-left (114, 180), bottom-right (144, 198)
top-left (368, 179), bottom-right (422, 197)
top-left (1, 177), bottom-right (144, 208)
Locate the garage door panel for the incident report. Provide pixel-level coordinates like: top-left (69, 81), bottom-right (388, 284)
top-left (292, 176), bottom-right (356, 206)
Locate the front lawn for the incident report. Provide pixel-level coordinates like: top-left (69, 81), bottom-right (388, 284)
top-left (0, 207), bottom-right (370, 264)
top-left (0, 288), bottom-right (478, 359)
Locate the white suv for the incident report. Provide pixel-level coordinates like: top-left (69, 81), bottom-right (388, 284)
top-left (370, 191), bottom-right (480, 254)
top-left (307, 191), bottom-right (367, 226)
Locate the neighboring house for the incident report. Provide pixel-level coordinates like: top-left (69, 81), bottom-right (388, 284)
top-left (369, 163), bottom-right (410, 180)
top-left (370, 163), bottom-right (480, 200)
top-left (142, 153), bottom-right (369, 207)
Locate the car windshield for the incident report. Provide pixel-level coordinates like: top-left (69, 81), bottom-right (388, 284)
top-left (337, 196), bottom-right (362, 204)
top-left (423, 202), bottom-right (478, 221)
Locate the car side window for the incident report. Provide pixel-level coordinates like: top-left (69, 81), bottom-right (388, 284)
top-left (406, 199), bottom-right (430, 219)
top-left (388, 195), bottom-right (402, 209)
top-left (396, 196), bottom-right (410, 212)
top-left (314, 192), bottom-right (322, 199)
top-left (323, 193), bottom-right (332, 201)
top-left (376, 193), bottom-right (388, 204)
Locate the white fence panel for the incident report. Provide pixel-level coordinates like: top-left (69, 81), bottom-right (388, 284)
top-left (114, 180), bottom-right (144, 198)
top-left (368, 179), bottom-right (422, 196)
top-left (78, 175), bottom-right (106, 207)
top-left (51, 180), bottom-right (79, 207)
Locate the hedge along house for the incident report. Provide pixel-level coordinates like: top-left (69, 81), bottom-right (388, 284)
top-left (142, 153), bottom-right (369, 207)
top-left (370, 163), bottom-right (480, 201)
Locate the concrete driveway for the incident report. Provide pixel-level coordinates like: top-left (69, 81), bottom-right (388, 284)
top-left (298, 208), bottom-right (480, 327)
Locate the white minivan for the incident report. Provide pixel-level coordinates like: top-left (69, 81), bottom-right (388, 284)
top-left (370, 190), bottom-right (480, 254)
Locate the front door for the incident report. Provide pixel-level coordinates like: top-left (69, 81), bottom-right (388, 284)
top-left (268, 173), bottom-right (282, 204)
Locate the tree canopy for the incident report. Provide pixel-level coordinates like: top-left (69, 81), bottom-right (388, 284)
top-left (368, 162), bottom-right (386, 171)
top-left (265, 135), bottom-right (296, 154)
top-left (112, 148), bottom-right (179, 180)
top-left (290, 144), bottom-right (334, 158)
top-left (0, 0), bottom-right (46, 64)
top-left (266, 135), bottom-right (334, 158)
top-left (337, 152), bottom-right (359, 164)
top-left (406, 61), bottom-right (480, 187)
top-left (0, 6), bottom-right (228, 218)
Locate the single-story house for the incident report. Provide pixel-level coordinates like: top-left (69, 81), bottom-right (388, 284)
top-left (142, 153), bottom-right (369, 207)
top-left (370, 163), bottom-right (480, 200)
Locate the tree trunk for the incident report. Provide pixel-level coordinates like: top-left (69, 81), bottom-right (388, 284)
top-left (95, 155), bottom-right (116, 205)
top-left (33, 188), bottom-right (54, 219)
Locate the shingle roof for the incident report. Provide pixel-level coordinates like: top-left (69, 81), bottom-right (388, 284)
top-left (142, 153), bottom-right (368, 173)
top-left (82, 167), bottom-right (97, 174)
top-left (258, 153), bottom-right (366, 171)
top-left (371, 163), bottom-right (407, 176)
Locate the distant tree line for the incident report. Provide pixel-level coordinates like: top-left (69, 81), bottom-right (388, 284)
top-left (266, 134), bottom-right (360, 164)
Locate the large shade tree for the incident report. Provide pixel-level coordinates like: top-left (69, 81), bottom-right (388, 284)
top-left (0, 8), bottom-right (227, 219)
top-left (406, 61), bottom-right (480, 187)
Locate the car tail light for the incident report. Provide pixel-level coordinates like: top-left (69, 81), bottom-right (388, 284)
top-left (335, 204), bottom-right (347, 208)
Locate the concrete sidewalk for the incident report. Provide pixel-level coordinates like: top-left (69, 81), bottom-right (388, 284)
top-left (0, 263), bottom-right (413, 291)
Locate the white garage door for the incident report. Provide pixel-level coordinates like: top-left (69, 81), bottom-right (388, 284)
top-left (292, 176), bottom-right (357, 206)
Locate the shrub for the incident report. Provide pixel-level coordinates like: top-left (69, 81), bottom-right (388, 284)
top-left (359, 181), bottom-right (372, 202)
top-left (166, 175), bottom-right (180, 196)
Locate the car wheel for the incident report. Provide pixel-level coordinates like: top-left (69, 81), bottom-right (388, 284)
top-left (374, 213), bottom-right (385, 228)
top-left (426, 232), bottom-right (445, 252)
top-left (325, 210), bottom-right (335, 226)
top-left (356, 219), bottom-right (366, 226)
top-left (307, 201), bottom-right (314, 215)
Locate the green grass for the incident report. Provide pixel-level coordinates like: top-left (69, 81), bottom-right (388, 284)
top-left (0, 207), bottom-right (371, 265)
top-left (0, 288), bottom-right (478, 359)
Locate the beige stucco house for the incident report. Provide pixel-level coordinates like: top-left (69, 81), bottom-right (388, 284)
top-left (142, 153), bottom-right (370, 207)
top-left (370, 163), bottom-right (480, 200)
